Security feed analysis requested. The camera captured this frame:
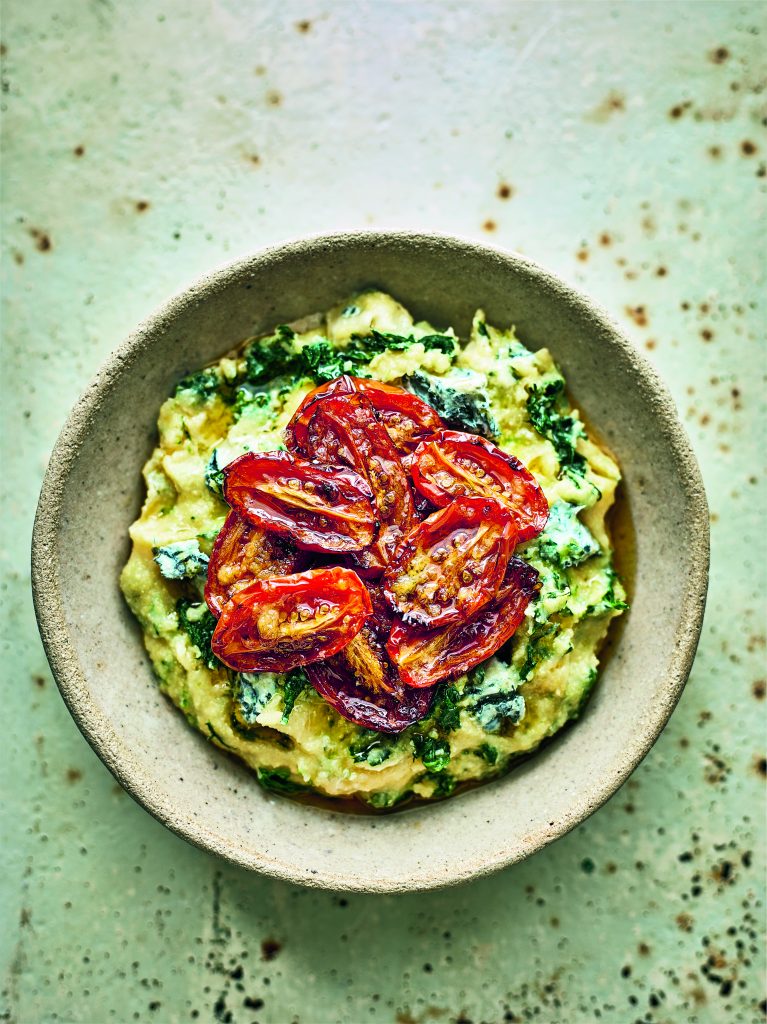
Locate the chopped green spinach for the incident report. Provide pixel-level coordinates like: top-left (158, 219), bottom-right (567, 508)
top-left (427, 771), bottom-right (457, 798)
top-left (281, 668), bottom-right (309, 723)
top-left (174, 368), bottom-right (220, 401)
top-left (244, 324), bottom-right (301, 383)
top-left (475, 743), bottom-right (499, 765)
top-left (412, 734), bottom-right (451, 772)
top-left (517, 622), bottom-right (558, 681)
top-left (526, 378), bottom-right (586, 475)
top-left (432, 684), bottom-right (461, 733)
top-left (586, 568), bottom-right (629, 616)
top-left (349, 731), bottom-right (393, 767)
top-left (405, 371), bottom-right (498, 438)
top-left (298, 330), bottom-right (455, 384)
top-left (256, 767), bottom-right (308, 795)
top-left (536, 501), bottom-right (600, 569)
top-left (176, 600), bottom-right (220, 669)
top-left (204, 449), bottom-right (225, 497)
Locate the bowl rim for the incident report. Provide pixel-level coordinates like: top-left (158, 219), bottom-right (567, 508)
top-left (31, 230), bottom-right (710, 892)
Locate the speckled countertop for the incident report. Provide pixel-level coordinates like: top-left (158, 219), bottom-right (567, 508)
top-left (1, 2), bottom-right (765, 1022)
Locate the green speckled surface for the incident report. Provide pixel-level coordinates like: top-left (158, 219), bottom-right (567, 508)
top-left (1, 2), bottom-right (765, 1022)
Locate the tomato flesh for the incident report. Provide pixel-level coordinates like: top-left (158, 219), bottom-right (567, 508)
top-left (386, 557), bottom-right (541, 687)
top-left (211, 567), bottom-right (372, 673)
top-left (306, 624), bottom-right (436, 733)
top-left (223, 450), bottom-right (376, 554)
top-left (205, 511), bottom-right (306, 617)
top-left (305, 392), bottom-right (414, 575)
top-left (383, 496), bottom-right (515, 628)
top-left (412, 430), bottom-right (549, 542)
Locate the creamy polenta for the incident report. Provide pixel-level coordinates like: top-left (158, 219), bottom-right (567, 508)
top-left (121, 290), bottom-right (627, 807)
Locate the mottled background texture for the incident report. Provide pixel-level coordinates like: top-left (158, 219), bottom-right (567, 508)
top-left (1, 2), bottom-right (765, 1023)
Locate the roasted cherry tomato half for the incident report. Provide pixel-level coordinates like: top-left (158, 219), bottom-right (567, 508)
top-left (412, 430), bottom-right (549, 542)
top-left (386, 557), bottom-right (541, 688)
top-left (305, 392), bottom-right (414, 575)
top-left (285, 376), bottom-right (442, 464)
top-left (383, 496), bottom-right (515, 628)
top-left (307, 624), bottom-right (436, 733)
top-left (204, 511), bottom-right (306, 617)
top-left (211, 567), bottom-right (372, 673)
top-left (223, 450), bottom-right (376, 554)
top-left (284, 375), bottom-right (356, 455)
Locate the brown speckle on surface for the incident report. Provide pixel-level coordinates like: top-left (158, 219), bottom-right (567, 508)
top-left (704, 747), bottom-right (730, 786)
top-left (638, 942), bottom-right (651, 957)
top-left (254, 64), bottom-right (266, 76)
top-left (0, 43), bottom-right (6, 56)
top-left (754, 756), bottom-right (767, 778)
top-left (12, 250), bottom-right (24, 264)
top-left (585, 90), bottom-right (625, 122)
top-left (482, 219), bottom-right (497, 232)
top-left (598, 231), bottom-right (612, 246)
top-left (701, 328), bottom-right (714, 341)
top-left (752, 680), bottom-right (765, 700)
top-left (135, 200), bottom-right (150, 213)
top-left (710, 46), bottom-right (730, 64)
top-left (246, 153), bottom-right (261, 166)
top-left (266, 89), bottom-right (282, 106)
top-left (708, 145), bottom-right (723, 159)
top-left (677, 913), bottom-right (695, 932)
top-left (669, 100), bottom-right (693, 119)
top-left (625, 305), bottom-right (648, 327)
top-left (32, 674), bottom-right (45, 687)
top-left (740, 140), bottom-right (757, 156)
top-left (29, 228), bottom-right (52, 252)
top-left (66, 768), bottom-right (83, 784)
top-left (656, 265), bottom-right (667, 276)
top-left (295, 19), bottom-right (312, 33)
top-left (260, 938), bottom-right (281, 961)
top-left (576, 248), bottom-right (589, 262)
top-left (496, 182), bottom-right (513, 200)
top-left (645, 339), bottom-right (657, 351)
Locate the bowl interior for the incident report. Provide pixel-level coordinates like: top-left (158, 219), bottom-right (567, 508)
top-left (33, 233), bottom-right (708, 892)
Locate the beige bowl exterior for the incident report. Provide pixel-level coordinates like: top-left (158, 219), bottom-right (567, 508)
top-left (31, 232), bottom-right (709, 893)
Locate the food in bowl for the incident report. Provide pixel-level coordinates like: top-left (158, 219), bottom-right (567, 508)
top-left (120, 289), bottom-right (627, 808)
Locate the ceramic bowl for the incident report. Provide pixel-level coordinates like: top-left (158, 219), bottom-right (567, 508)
top-left (32, 232), bottom-right (709, 893)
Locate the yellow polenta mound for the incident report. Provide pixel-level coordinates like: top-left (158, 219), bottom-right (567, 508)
top-left (121, 290), bottom-right (627, 807)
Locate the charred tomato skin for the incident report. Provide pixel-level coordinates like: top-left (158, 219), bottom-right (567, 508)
top-left (211, 566), bottom-right (372, 673)
top-left (412, 430), bottom-right (549, 542)
top-left (223, 449), bottom-right (376, 554)
top-left (383, 496), bottom-right (516, 628)
top-left (386, 556), bottom-right (541, 688)
top-left (205, 510), bottom-right (306, 618)
top-left (306, 629), bottom-right (436, 734)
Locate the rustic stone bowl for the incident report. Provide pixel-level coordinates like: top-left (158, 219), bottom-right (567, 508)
top-left (32, 232), bottom-right (709, 893)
